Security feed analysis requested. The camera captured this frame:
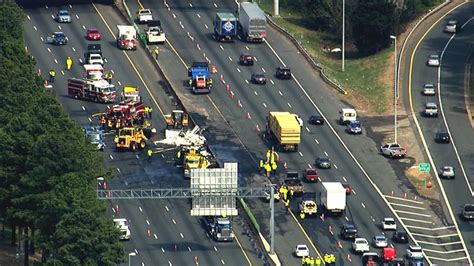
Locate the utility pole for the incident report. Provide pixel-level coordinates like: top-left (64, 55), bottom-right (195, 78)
top-left (273, 0), bottom-right (279, 17)
top-left (390, 35), bottom-right (398, 143)
top-left (269, 185), bottom-right (275, 254)
top-left (342, 0), bottom-right (345, 72)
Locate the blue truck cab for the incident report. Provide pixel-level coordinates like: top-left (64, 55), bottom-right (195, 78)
top-left (213, 12), bottom-right (237, 42)
top-left (188, 62), bottom-right (212, 94)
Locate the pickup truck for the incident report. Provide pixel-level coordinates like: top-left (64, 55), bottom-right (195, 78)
top-left (380, 143), bottom-right (407, 159)
top-left (282, 174), bottom-right (304, 196)
top-left (424, 102), bottom-right (438, 117)
top-left (137, 9), bottom-right (153, 24)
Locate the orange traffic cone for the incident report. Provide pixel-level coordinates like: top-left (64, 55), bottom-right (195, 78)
top-left (427, 179), bottom-right (432, 188)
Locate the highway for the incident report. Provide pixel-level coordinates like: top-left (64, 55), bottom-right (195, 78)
top-left (130, 0), bottom-right (439, 264)
top-left (407, 1), bottom-right (474, 262)
top-left (21, 2), bottom-right (255, 265)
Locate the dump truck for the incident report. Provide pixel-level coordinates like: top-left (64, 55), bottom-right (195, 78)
top-left (183, 148), bottom-right (209, 178)
top-left (299, 192), bottom-right (317, 216)
top-left (114, 127), bottom-right (148, 151)
top-left (146, 20), bottom-right (165, 44)
top-left (321, 182), bottom-right (346, 215)
top-left (213, 12), bottom-right (237, 42)
top-left (165, 110), bottom-right (189, 130)
top-left (266, 112), bottom-right (301, 152)
top-left (238, 2), bottom-right (266, 42)
top-left (188, 62), bottom-right (212, 94)
top-left (205, 217), bottom-right (234, 242)
top-left (117, 25), bottom-right (137, 50)
top-left (68, 78), bottom-right (116, 103)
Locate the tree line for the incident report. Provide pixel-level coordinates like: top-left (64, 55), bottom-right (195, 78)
top-left (0, 1), bottom-right (124, 265)
top-left (279, 0), bottom-right (442, 54)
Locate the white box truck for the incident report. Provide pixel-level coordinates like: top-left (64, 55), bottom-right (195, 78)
top-left (117, 25), bottom-right (137, 50)
top-left (321, 182), bottom-right (346, 215)
top-left (238, 2), bottom-right (266, 42)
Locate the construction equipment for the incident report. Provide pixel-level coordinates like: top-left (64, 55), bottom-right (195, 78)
top-left (117, 25), bottom-right (137, 50)
top-left (188, 62), bottom-right (212, 94)
top-left (266, 112), bottom-right (301, 152)
top-left (121, 86), bottom-right (141, 101)
top-left (165, 110), bottom-right (189, 130)
top-left (299, 192), bottom-right (317, 216)
top-left (114, 127), bottom-right (148, 151)
top-left (68, 78), bottom-right (116, 103)
top-left (182, 147), bottom-right (209, 178)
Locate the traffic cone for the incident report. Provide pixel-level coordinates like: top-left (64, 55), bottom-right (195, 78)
top-left (24, 46), bottom-right (28, 54)
top-left (427, 179), bottom-right (432, 188)
top-left (246, 113), bottom-right (251, 119)
top-left (283, 162), bottom-right (288, 171)
top-left (226, 84), bottom-right (230, 91)
top-left (337, 241), bottom-right (343, 249)
top-left (328, 225), bottom-right (333, 235)
top-left (237, 100), bottom-right (242, 108)
top-left (37, 68), bottom-right (41, 76)
top-left (146, 229), bottom-right (151, 237)
top-left (390, 191), bottom-right (394, 197)
top-left (320, 213), bottom-right (325, 221)
top-left (255, 124), bottom-right (260, 132)
top-left (413, 195), bottom-right (417, 200)
top-left (404, 193), bottom-right (407, 199)
top-left (194, 256), bottom-right (199, 265)
top-left (220, 74), bottom-right (224, 81)
top-left (230, 91), bottom-right (234, 99)
top-left (43, 80), bottom-right (49, 88)
top-left (211, 65), bottom-right (217, 74)
top-left (347, 254), bottom-right (352, 262)
top-left (103, 182), bottom-right (107, 190)
top-left (115, 204), bottom-right (119, 213)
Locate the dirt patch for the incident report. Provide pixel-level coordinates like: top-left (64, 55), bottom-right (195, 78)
top-left (405, 166), bottom-right (436, 198)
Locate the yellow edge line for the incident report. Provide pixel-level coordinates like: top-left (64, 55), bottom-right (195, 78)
top-left (234, 234), bottom-right (253, 266)
top-left (90, 2), bottom-right (166, 119)
top-left (288, 209), bottom-right (325, 264)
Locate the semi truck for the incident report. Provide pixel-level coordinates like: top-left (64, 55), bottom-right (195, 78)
top-left (146, 20), bottom-right (166, 44)
top-left (68, 78), bottom-right (116, 103)
top-left (238, 2), bottom-right (266, 42)
top-left (321, 182), bottom-right (346, 215)
top-left (213, 12), bottom-right (237, 42)
top-left (205, 217), bottom-right (234, 242)
top-left (188, 62), bottom-right (212, 94)
top-left (117, 25), bottom-right (137, 50)
top-left (266, 112), bottom-right (301, 152)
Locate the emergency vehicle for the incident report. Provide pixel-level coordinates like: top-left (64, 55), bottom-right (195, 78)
top-left (83, 64), bottom-right (104, 80)
top-left (68, 78), bottom-right (116, 103)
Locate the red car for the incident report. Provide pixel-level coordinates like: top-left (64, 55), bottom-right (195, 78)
top-left (303, 168), bottom-right (319, 182)
top-left (86, 28), bottom-right (101, 40)
top-left (382, 247), bottom-right (396, 261)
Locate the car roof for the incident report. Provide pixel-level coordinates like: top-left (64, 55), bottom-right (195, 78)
top-left (426, 102), bottom-right (437, 107)
top-left (355, 237), bottom-right (367, 241)
top-left (384, 217), bottom-right (395, 221)
top-left (424, 83), bottom-right (434, 87)
top-left (278, 66), bottom-right (290, 70)
top-left (88, 28), bottom-right (99, 31)
top-left (296, 244), bottom-right (308, 248)
top-left (429, 54), bottom-right (439, 58)
top-left (374, 235), bottom-right (386, 239)
top-left (409, 245), bottom-right (422, 250)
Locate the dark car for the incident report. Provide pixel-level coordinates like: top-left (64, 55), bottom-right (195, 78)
top-left (46, 32), bottom-right (67, 45)
top-left (408, 258), bottom-right (423, 266)
top-left (309, 115), bottom-right (324, 125)
top-left (276, 66), bottom-right (291, 79)
top-left (342, 183), bottom-right (351, 195)
top-left (340, 224), bottom-right (358, 239)
top-left (282, 178), bottom-right (304, 195)
top-left (391, 258), bottom-right (406, 266)
top-left (346, 120), bottom-right (362, 134)
top-left (462, 204), bottom-right (474, 220)
top-left (239, 54), bottom-right (254, 65)
top-left (392, 230), bottom-right (409, 243)
top-left (435, 132), bottom-right (450, 143)
top-left (251, 73), bottom-right (266, 84)
top-left (303, 168), bottom-right (319, 182)
top-left (362, 252), bottom-right (381, 266)
top-left (315, 156), bottom-right (331, 169)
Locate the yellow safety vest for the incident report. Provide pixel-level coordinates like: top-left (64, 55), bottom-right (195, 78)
top-left (49, 70), bottom-right (56, 77)
top-left (147, 150), bottom-right (152, 156)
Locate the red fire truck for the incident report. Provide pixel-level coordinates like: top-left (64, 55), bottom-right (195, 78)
top-left (68, 78), bottom-right (116, 103)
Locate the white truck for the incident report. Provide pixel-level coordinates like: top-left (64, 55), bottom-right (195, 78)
top-left (339, 108), bottom-right (357, 124)
top-left (117, 25), bottom-right (137, 50)
top-left (321, 182), bottom-right (346, 215)
top-left (146, 20), bottom-right (166, 44)
top-left (238, 2), bottom-right (266, 42)
top-left (137, 9), bottom-right (153, 24)
top-left (113, 218), bottom-right (131, 240)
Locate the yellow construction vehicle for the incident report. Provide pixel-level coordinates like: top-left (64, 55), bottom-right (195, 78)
top-left (114, 127), bottom-right (148, 151)
top-left (165, 110), bottom-right (189, 130)
top-left (182, 148), bottom-right (208, 178)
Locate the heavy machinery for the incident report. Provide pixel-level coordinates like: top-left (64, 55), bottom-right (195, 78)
top-left (68, 78), bottom-right (116, 103)
top-left (188, 62), bottom-right (212, 94)
top-left (165, 110), bottom-right (189, 130)
top-left (266, 112), bottom-right (301, 152)
top-left (205, 217), bottom-right (234, 242)
top-left (238, 2), bottom-right (266, 42)
top-left (299, 192), bottom-right (317, 216)
top-left (114, 127), bottom-right (148, 151)
top-left (117, 25), bottom-right (137, 50)
top-left (213, 12), bottom-right (237, 42)
top-left (183, 148), bottom-right (208, 178)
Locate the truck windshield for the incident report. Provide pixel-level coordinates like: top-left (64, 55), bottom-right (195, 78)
top-left (102, 86), bottom-right (116, 93)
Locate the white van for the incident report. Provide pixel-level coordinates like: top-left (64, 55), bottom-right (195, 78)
top-left (339, 108), bottom-right (357, 124)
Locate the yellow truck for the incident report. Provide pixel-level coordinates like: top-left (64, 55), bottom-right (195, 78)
top-left (183, 148), bottom-right (209, 178)
top-left (266, 112), bottom-right (301, 152)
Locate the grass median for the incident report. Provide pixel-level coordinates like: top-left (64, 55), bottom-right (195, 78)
top-left (258, 0), bottom-right (392, 114)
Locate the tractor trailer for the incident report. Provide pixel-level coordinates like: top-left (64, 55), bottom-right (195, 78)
top-left (321, 182), bottom-right (346, 215)
top-left (238, 2), bottom-right (266, 42)
top-left (266, 112), bottom-right (301, 152)
top-left (213, 12), bottom-right (237, 41)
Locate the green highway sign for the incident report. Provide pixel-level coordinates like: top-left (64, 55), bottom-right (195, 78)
top-left (419, 163), bottom-right (430, 173)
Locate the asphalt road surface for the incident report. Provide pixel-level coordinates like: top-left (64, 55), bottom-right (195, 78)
top-left (408, 1), bottom-right (474, 262)
top-left (21, 2), bottom-right (255, 266)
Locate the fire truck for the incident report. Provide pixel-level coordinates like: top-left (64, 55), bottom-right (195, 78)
top-left (83, 64), bottom-right (104, 80)
top-left (68, 78), bottom-right (116, 103)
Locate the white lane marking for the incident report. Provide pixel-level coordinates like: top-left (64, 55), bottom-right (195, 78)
top-left (161, 248), bottom-right (165, 253)
top-left (254, 91), bottom-right (258, 96)
top-left (278, 90), bottom-right (282, 96)
top-left (188, 246), bottom-right (192, 252)
top-left (389, 202), bottom-right (426, 210)
top-left (418, 240), bottom-right (463, 247)
top-left (146, 220), bottom-right (150, 225)
top-left (81, 106), bottom-right (86, 111)
top-left (142, 263), bottom-right (145, 266)
top-left (384, 195), bottom-right (424, 204)
top-left (61, 70), bottom-right (65, 75)
top-left (109, 154), bottom-right (114, 160)
top-left (47, 48), bottom-right (51, 53)
top-left (299, 152), bottom-right (303, 157)
top-left (72, 47), bottom-right (76, 52)
top-left (111, 70), bottom-right (115, 74)
top-left (263, 103), bottom-right (267, 108)
top-left (228, 56), bottom-right (232, 61)
top-left (237, 68), bottom-right (241, 73)
top-left (69, 4), bottom-right (72, 8)
top-left (27, 15), bottom-right (31, 20)
top-left (40, 36), bottom-right (44, 41)
top-left (271, 80), bottom-right (275, 85)
top-left (245, 80), bottom-right (249, 84)
top-left (214, 246), bottom-right (218, 251)
top-left (342, 176), bottom-right (347, 182)
top-left (221, 259), bottom-right (225, 264)
top-left (75, 14), bottom-right (79, 19)
top-left (411, 233), bottom-right (458, 239)
top-left (254, 57), bottom-right (258, 62)
top-left (165, 205), bottom-right (169, 211)
top-left (314, 139), bottom-right (319, 144)
top-left (305, 127), bottom-right (310, 132)
top-left (204, 24), bottom-right (208, 29)
top-left (361, 202), bottom-right (366, 208)
top-left (134, 249), bottom-right (139, 254)
top-left (135, 154), bottom-right (140, 160)
top-left (118, 81), bottom-right (122, 86)
top-left (196, 14), bottom-right (201, 18)
top-left (172, 219), bottom-right (176, 224)
top-left (82, 25), bottom-right (86, 30)
top-left (324, 151), bottom-right (328, 156)
top-left (116, 168), bottom-right (121, 173)
top-left (307, 164), bottom-right (312, 168)
top-left (214, 3), bottom-right (218, 8)
top-left (334, 164), bottom-right (338, 169)
top-left (180, 233), bottom-right (184, 238)
top-left (352, 189), bottom-right (356, 195)
top-left (51, 14), bottom-right (54, 19)
top-left (399, 217), bottom-right (433, 224)
top-left (189, 3), bottom-right (193, 7)
top-left (154, 234), bottom-right (158, 239)
top-left (261, 68), bottom-right (266, 73)
top-left (45, 4), bottom-right (48, 8)
top-left (58, 25), bottom-right (61, 30)
top-left (79, 58), bottom-right (83, 64)
top-left (345, 216), bottom-right (349, 222)
top-left (34, 26), bottom-right (37, 31)
top-left (394, 210), bottom-right (431, 217)
top-left (139, 207), bottom-right (143, 212)
top-left (245, 46), bottom-right (249, 50)
top-left (180, 22), bottom-right (184, 29)
top-left (54, 59), bottom-right (58, 64)
top-left (112, 207), bottom-right (116, 213)
top-left (287, 102), bottom-right (292, 108)
top-left (88, 117), bottom-right (92, 122)
top-left (220, 45), bottom-right (224, 50)
top-left (168, 261), bottom-right (172, 266)
top-left (104, 58), bottom-right (107, 63)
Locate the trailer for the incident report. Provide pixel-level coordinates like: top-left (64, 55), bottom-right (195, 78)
top-left (238, 2), bottom-right (266, 42)
top-left (266, 112), bottom-right (301, 152)
top-left (213, 12), bottom-right (237, 42)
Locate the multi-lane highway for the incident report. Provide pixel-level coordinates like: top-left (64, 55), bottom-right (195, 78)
top-left (407, 1), bottom-right (474, 262)
top-left (21, 2), bottom-right (256, 265)
top-left (129, 0), bottom-right (449, 264)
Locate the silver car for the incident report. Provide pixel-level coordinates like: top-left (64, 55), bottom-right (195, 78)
top-left (372, 235), bottom-right (388, 248)
top-left (440, 166), bottom-right (455, 179)
top-left (427, 54), bottom-right (440, 67)
top-left (55, 10), bottom-right (71, 23)
top-left (422, 83), bottom-right (436, 95)
top-left (444, 20), bottom-right (457, 33)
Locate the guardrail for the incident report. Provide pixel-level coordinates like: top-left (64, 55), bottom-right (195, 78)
top-left (265, 15), bottom-right (347, 95)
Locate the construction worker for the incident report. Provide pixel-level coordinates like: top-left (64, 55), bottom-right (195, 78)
top-left (105, 72), bottom-right (113, 84)
top-left (281, 186), bottom-right (288, 201)
top-left (144, 106), bottom-right (149, 118)
top-left (323, 254), bottom-right (330, 265)
top-left (285, 198), bottom-right (290, 207)
top-left (315, 257), bottom-right (321, 266)
top-left (66, 56), bottom-right (72, 70)
top-left (147, 149), bottom-right (153, 161)
top-left (266, 150), bottom-right (271, 162)
top-left (154, 47), bottom-right (160, 58)
top-left (300, 212), bottom-right (305, 219)
top-left (290, 189), bottom-right (295, 198)
top-left (188, 79), bottom-right (193, 87)
top-left (329, 254), bottom-right (336, 265)
top-left (271, 162), bottom-right (277, 176)
top-left (116, 118), bottom-right (121, 131)
top-left (259, 160), bottom-right (264, 172)
top-left (107, 118), bottom-right (113, 129)
top-left (264, 163), bottom-right (271, 177)
top-left (207, 78), bottom-right (213, 86)
top-left (301, 256), bottom-right (306, 266)
top-left (148, 106), bottom-right (153, 118)
top-left (49, 69), bottom-right (56, 83)
top-left (306, 256), bottom-right (312, 266)
top-left (100, 115), bottom-right (107, 130)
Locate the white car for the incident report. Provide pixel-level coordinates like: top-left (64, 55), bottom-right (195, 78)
top-left (427, 54), bottom-right (440, 67)
top-left (352, 238), bottom-right (370, 253)
top-left (137, 9), bottom-right (153, 23)
top-left (424, 102), bottom-right (438, 117)
top-left (444, 20), bottom-right (457, 33)
top-left (113, 218), bottom-right (131, 240)
top-left (372, 235), bottom-right (388, 248)
top-left (382, 218), bottom-right (397, 230)
top-left (294, 115), bottom-right (303, 127)
top-left (440, 166), bottom-right (455, 179)
top-left (406, 245), bottom-right (423, 259)
top-left (87, 53), bottom-right (104, 65)
top-left (295, 244), bottom-right (310, 257)
top-left (422, 84), bottom-right (436, 95)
